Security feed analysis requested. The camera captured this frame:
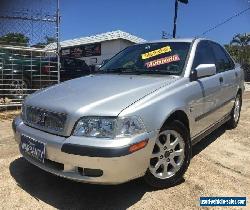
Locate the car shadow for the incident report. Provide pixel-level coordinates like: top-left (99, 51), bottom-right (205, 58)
top-left (192, 124), bottom-right (227, 157)
top-left (9, 157), bottom-right (184, 210)
top-left (9, 125), bottom-right (226, 209)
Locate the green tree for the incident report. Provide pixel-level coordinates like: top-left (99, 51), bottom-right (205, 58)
top-left (226, 33), bottom-right (250, 81)
top-left (230, 33), bottom-right (250, 47)
top-left (45, 36), bottom-right (56, 44)
top-left (0, 33), bottom-right (29, 46)
top-left (32, 36), bottom-right (57, 48)
top-left (229, 33), bottom-right (250, 64)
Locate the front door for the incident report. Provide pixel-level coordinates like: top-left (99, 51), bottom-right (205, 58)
top-left (190, 41), bottom-right (223, 136)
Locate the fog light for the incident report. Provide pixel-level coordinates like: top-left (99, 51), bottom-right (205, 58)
top-left (84, 168), bottom-right (103, 177)
top-left (78, 167), bottom-right (103, 177)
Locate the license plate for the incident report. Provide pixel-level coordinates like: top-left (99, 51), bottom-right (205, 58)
top-left (20, 135), bottom-right (45, 163)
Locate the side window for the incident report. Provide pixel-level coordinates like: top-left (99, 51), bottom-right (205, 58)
top-left (210, 42), bottom-right (234, 73)
top-left (192, 41), bottom-right (215, 69)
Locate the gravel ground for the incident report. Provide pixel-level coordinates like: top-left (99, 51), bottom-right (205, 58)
top-left (0, 93), bottom-right (249, 210)
top-left (245, 83), bottom-right (250, 91)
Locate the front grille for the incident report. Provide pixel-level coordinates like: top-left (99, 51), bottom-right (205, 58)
top-left (23, 106), bottom-right (67, 135)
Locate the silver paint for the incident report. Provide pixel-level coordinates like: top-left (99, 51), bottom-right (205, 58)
top-left (13, 38), bottom-right (245, 184)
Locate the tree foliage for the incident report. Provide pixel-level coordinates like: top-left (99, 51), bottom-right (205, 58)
top-left (32, 36), bottom-right (57, 48)
top-left (0, 33), bottom-right (29, 46)
top-left (225, 33), bottom-right (250, 81)
top-left (226, 33), bottom-right (250, 64)
top-left (230, 33), bottom-right (250, 47)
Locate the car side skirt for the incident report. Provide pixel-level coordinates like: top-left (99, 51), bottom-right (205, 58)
top-left (191, 114), bottom-right (231, 146)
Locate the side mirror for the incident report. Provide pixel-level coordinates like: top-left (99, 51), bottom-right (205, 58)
top-left (190, 64), bottom-right (216, 81)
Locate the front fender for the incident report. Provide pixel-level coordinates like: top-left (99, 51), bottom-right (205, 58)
top-left (119, 78), bottom-right (194, 134)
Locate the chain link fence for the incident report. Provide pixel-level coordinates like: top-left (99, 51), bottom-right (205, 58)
top-left (0, 0), bottom-right (59, 110)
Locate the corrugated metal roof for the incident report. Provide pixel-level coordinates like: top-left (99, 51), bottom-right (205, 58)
top-left (46, 30), bottom-right (146, 49)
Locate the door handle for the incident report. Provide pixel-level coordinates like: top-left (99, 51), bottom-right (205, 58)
top-left (219, 77), bottom-right (223, 83)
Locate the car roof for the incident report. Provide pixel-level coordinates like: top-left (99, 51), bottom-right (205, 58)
top-left (140, 38), bottom-right (208, 44)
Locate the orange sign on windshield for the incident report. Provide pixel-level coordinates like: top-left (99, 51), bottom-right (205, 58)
top-left (145, 54), bottom-right (180, 68)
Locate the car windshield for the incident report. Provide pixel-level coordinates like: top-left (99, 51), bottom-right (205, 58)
top-left (100, 42), bottom-right (191, 75)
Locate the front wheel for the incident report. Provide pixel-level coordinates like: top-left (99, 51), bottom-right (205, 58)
top-left (8, 78), bottom-right (30, 99)
top-left (144, 120), bottom-right (191, 189)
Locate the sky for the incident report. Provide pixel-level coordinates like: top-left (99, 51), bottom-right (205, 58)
top-left (60, 0), bottom-right (250, 45)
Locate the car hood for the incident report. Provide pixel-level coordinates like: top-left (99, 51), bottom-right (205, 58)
top-left (25, 74), bottom-right (179, 117)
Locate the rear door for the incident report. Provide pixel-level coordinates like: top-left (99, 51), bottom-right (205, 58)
top-left (209, 42), bottom-right (237, 117)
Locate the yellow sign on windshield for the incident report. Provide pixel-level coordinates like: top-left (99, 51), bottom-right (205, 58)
top-left (141, 46), bottom-right (171, 60)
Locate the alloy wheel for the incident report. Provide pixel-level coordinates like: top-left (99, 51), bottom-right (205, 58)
top-left (233, 96), bottom-right (241, 122)
top-left (149, 130), bottom-right (185, 179)
top-left (9, 79), bottom-right (28, 98)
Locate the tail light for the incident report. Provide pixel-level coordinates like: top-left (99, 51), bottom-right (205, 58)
top-left (42, 65), bottom-right (50, 74)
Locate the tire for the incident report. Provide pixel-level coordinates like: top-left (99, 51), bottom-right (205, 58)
top-left (227, 92), bottom-right (242, 129)
top-left (7, 78), bottom-right (30, 100)
top-left (144, 120), bottom-right (191, 189)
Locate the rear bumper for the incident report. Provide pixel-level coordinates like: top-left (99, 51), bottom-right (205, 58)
top-left (13, 116), bottom-right (157, 184)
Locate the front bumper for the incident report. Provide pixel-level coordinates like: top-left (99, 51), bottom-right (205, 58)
top-left (13, 116), bottom-right (157, 184)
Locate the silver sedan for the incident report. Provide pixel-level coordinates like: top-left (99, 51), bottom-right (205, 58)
top-left (13, 38), bottom-right (244, 188)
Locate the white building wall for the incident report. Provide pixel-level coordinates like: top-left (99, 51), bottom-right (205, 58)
top-left (119, 39), bottom-right (135, 50)
top-left (82, 39), bottom-right (134, 66)
top-left (101, 40), bottom-right (122, 60)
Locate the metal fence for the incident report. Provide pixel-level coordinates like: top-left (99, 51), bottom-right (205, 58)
top-left (0, 45), bottom-right (57, 108)
top-left (0, 0), bottom-right (60, 109)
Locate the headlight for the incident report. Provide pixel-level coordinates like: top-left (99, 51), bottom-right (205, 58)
top-left (73, 116), bottom-right (146, 138)
top-left (73, 117), bottom-right (116, 138)
top-left (115, 116), bottom-right (146, 137)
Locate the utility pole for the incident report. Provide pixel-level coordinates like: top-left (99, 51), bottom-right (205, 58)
top-left (172, 0), bottom-right (188, 38)
top-left (56, 0), bottom-right (61, 84)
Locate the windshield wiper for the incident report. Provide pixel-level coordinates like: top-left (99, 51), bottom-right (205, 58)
top-left (98, 67), bottom-right (179, 75)
top-left (99, 67), bottom-right (143, 74)
top-left (140, 70), bottom-right (178, 75)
